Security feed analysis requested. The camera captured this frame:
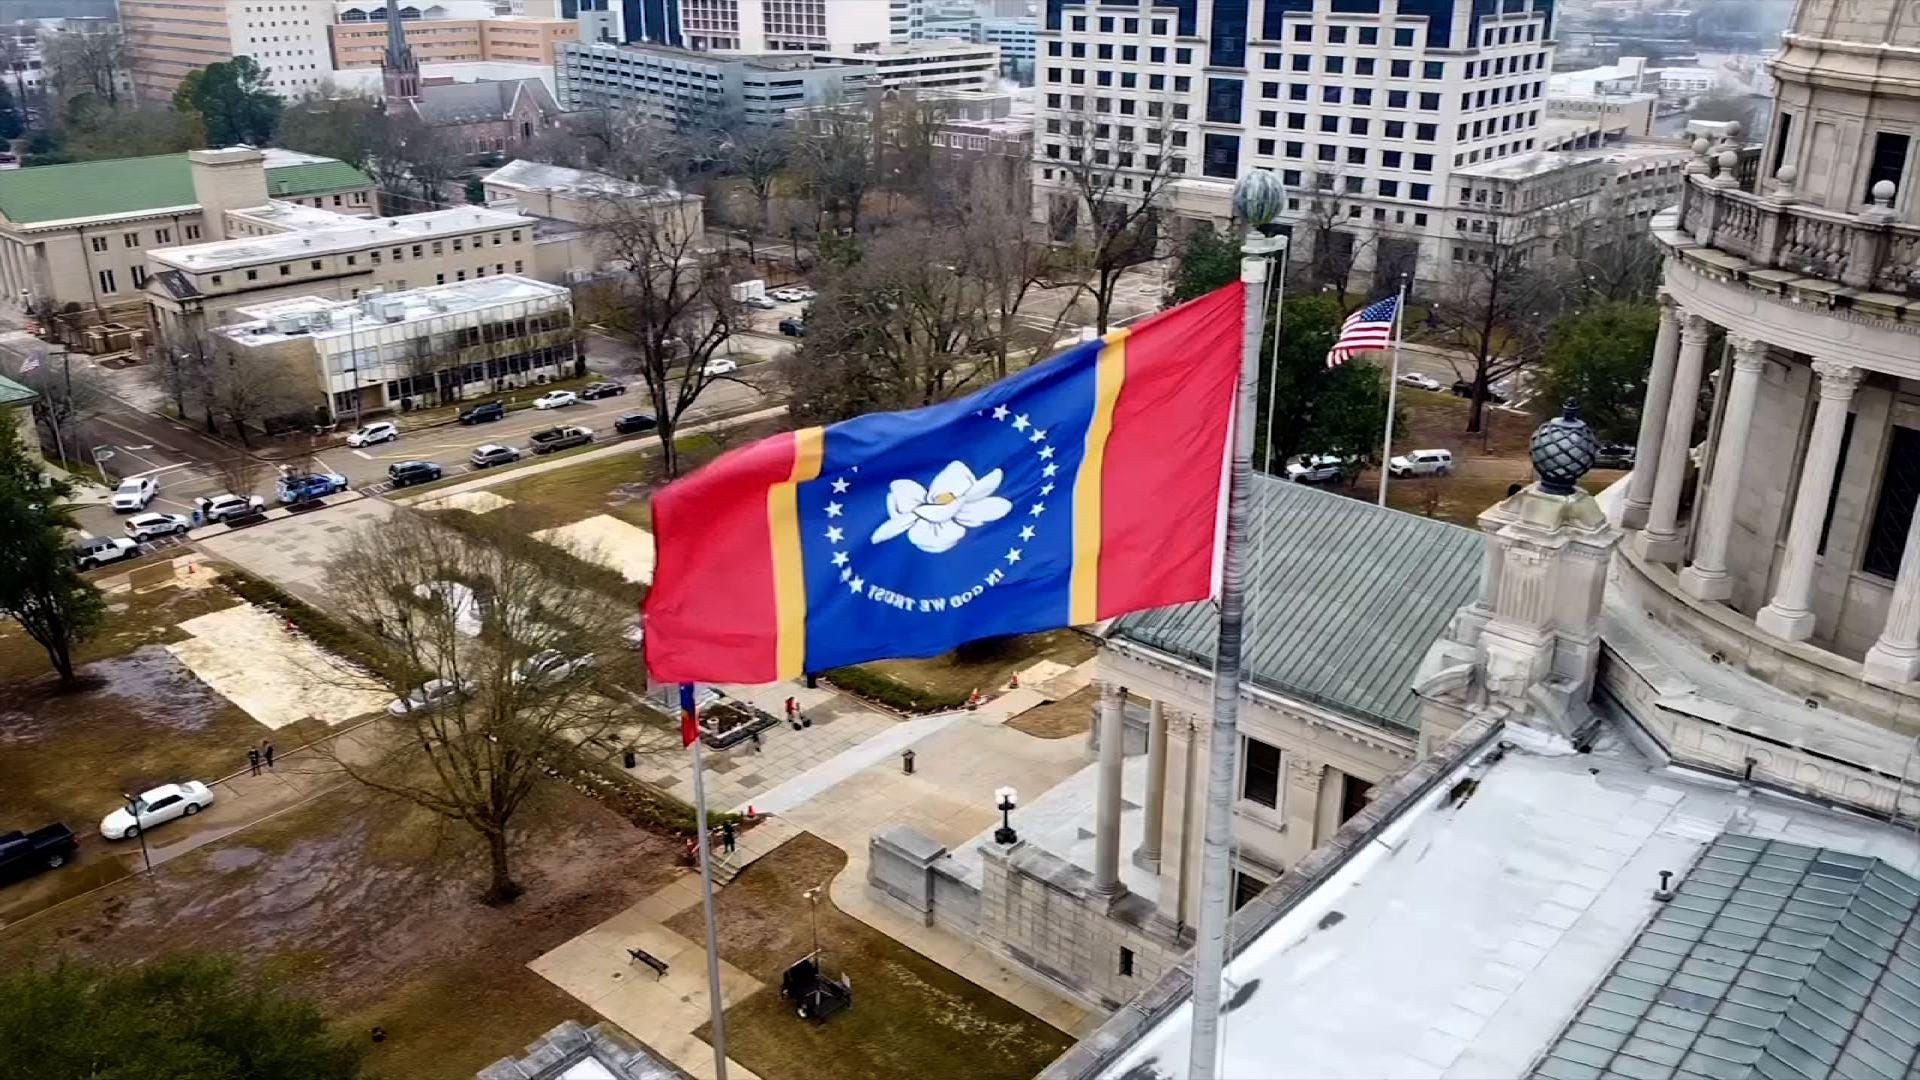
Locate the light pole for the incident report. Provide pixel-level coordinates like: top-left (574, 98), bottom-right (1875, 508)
top-left (122, 792), bottom-right (152, 876)
top-left (803, 884), bottom-right (823, 960)
top-left (993, 787), bottom-right (1019, 845)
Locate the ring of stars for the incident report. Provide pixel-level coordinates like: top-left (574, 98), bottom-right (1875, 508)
top-left (820, 404), bottom-right (1059, 596)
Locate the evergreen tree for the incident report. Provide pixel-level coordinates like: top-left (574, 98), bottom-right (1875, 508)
top-left (1540, 301), bottom-right (1662, 444)
top-left (1169, 225), bottom-right (1241, 304)
top-left (0, 417), bottom-right (106, 686)
top-left (175, 56), bottom-right (281, 146)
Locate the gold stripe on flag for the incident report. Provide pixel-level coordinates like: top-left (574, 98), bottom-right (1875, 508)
top-left (770, 427), bottom-right (825, 678)
top-left (1071, 330), bottom-right (1130, 625)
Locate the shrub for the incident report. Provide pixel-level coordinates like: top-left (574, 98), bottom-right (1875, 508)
top-left (824, 665), bottom-right (972, 713)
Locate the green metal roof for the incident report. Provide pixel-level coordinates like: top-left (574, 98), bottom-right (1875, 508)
top-left (0, 154), bottom-right (373, 227)
top-left (1108, 477), bottom-right (1483, 737)
top-left (0, 373), bottom-right (36, 407)
top-left (1534, 834), bottom-right (1920, 1080)
top-left (265, 160), bottom-right (375, 199)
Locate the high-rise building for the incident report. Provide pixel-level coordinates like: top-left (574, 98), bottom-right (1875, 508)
top-left (121, 0), bottom-right (337, 103)
top-left (1034, 0), bottom-right (1570, 289)
top-left (330, 4), bottom-right (580, 70)
top-left (672, 0), bottom-right (900, 52)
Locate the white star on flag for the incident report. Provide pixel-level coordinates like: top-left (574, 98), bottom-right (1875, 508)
top-left (1030, 502), bottom-right (1046, 517)
top-left (1012, 414), bottom-right (1030, 431)
top-left (1029, 429), bottom-right (1047, 443)
top-left (1038, 446), bottom-right (1055, 459)
top-left (831, 477), bottom-right (850, 493)
top-left (832, 551), bottom-right (849, 566)
top-left (825, 526), bottom-right (844, 543)
top-left (1019, 525), bottom-right (1035, 541)
top-left (1042, 463), bottom-right (1058, 477)
top-left (1005, 548), bottom-right (1022, 564)
top-left (848, 575), bottom-right (864, 594)
top-left (992, 404), bottom-right (1009, 420)
top-left (1040, 483), bottom-right (1054, 495)
top-left (826, 501), bottom-right (843, 518)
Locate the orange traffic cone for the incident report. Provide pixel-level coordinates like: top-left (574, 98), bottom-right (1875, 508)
top-left (1008, 673), bottom-right (1020, 689)
top-left (966, 687), bottom-right (982, 710)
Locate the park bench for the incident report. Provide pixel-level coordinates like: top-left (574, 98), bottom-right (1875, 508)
top-left (627, 947), bottom-right (669, 980)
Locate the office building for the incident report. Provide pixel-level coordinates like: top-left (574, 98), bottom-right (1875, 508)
top-left (120, 0), bottom-right (337, 102)
top-left (556, 38), bottom-right (998, 124)
top-left (330, 4), bottom-right (580, 68)
top-left (0, 147), bottom-right (374, 323)
top-left (1034, 0), bottom-right (1563, 290)
top-left (213, 275), bottom-right (578, 418)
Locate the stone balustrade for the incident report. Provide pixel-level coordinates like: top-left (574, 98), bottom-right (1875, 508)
top-left (1678, 147), bottom-right (1920, 299)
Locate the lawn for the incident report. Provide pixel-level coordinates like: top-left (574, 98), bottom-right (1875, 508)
top-left (0, 778), bottom-right (684, 1080)
top-left (666, 832), bottom-right (1072, 1080)
top-left (1007, 686), bottom-right (1096, 740)
top-left (0, 576), bottom-right (332, 827)
top-left (840, 630), bottom-right (1099, 713)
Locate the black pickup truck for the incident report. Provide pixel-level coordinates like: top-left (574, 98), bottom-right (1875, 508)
top-left (0, 823), bottom-right (78, 884)
top-left (529, 425), bottom-right (593, 455)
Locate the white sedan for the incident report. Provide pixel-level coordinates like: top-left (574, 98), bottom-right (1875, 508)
top-left (703, 358), bottom-right (739, 377)
top-left (346, 421), bottom-right (399, 447)
top-left (125, 512), bottom-right (192, 541)
top-left (100, 781), bottom-right (215, 840)
top-left (111, 477), bottom-right (157, 512)
top-left (388, 678), bottom-right (472, 717)
top-left (513, 649), bottom-right (598, 685)
top-left (1397, 372), bottom-right (1444, 392)
top-left (532, 390), bottom-right (579, 410)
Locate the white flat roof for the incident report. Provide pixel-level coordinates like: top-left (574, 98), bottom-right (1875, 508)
top-left (153, 206), bottom-right (532, 273)
top-left (483, 159), bottom-right (682, 202)
top-left (221, 274), bottom-right (569, 347)
top-left (228, 201), bottom-right (361, 231)
top-left (1099, 733), bottom-right (1920, 1080)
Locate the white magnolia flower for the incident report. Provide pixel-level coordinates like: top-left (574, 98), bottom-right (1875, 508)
top-left (870, 461), bottom-right (1014, 554)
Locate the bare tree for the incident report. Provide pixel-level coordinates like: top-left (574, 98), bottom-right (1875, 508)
top-left (1052, 101), bottom-right (1177, 333)
top-left (939, 153), bottom-right (1070, 379)
top-left (718, 124), bottom-right (792, 261)
top-left (584, 182), bottom-right (742, 478)
top-left (323, 512), bottom-right (664, 904)
top-left (203, 352), bottom-right (308, 446)
top-left (42, 24), bottom-right (124, 108)
top-left (368, 111), bottom-right (456, 214)
top-left (275, 90), bottom-right (383, 172)
top-left (1558, 212), bottom-right (1665, 305)
top-left (213, 454), bottom-right (269, 498)
top-left (1292, 170), bottom-right (1381, 300)
top-left (1430, 220), bottom-right (1568, 434)
top-left (791, 110), bottom-right (876, 245)
top-left (14, 348), bottom-right (107, 468)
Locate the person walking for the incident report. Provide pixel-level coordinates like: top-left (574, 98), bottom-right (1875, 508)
top-left (721, 820), bottom-right (737, 856)
top-left (262, 740), bottom-right (275, 770)
top-left (785, 696), bottom-right (800, 730)
top-left (247, 746), bottom-right (261, 776)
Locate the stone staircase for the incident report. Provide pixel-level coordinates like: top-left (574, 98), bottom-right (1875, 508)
top-left (705, 815), bottom-right (802, 887)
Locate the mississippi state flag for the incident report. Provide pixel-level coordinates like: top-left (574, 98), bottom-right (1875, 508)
top-left (645, 283), bottom-right (1244, 684)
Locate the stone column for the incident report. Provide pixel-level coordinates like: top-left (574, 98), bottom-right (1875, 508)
top-left (1637, 312), bottom-right (1714, 564)
top-left (1756, 360), bottom-right (1862, 642)
top-left (1865, 510), bottom-right (1920, 681)
top-left (1092, 681), bottom-right (1125, 899)
top-left (1679, 336), bottom-right (1768, 602)
top-left (1134, 700), bottom-right (1168, 871)
top-left (1622, 294), bottom-right (1682, 530)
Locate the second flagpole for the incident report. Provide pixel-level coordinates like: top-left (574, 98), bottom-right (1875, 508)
top-left (1378, 279), bottom-right (1409, 507)
top-left (683, 684), bottom-right (730, 1080)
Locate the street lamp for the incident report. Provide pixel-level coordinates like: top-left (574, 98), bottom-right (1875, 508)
top-left (993, 786), bottom-right (1019, 845)
top-left (121, 792), bottom-right (152, 876)
top-left (802, 884), bottom-right (823, 960)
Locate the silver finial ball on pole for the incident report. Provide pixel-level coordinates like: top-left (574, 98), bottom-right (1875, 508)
top-left (1232, 170), bottom-right (1287, 229)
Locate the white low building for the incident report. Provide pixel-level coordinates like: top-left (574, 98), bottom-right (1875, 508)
top-left (214, 275), bottom-right (577, 419)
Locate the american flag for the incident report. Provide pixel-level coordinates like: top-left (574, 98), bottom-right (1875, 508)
top-left (1325, 294), bottom-right (1400, 368)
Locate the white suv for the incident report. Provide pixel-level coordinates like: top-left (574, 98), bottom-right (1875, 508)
top-left (346, 421), bottom-right (399, 447)
top-left (111, 477), bottom-right (157, 511)
top-left (1388, 449), bottom-right (1454, 478)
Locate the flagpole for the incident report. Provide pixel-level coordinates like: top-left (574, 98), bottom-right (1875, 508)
top-left (1259, 262), bottom-right (1286, 476)
top-left (1377, 280), bottom-right (1409, 508)
top-left (1189, 174), bottom-right (1286, 1080)
top-left (683, 684), bottom-right (729, 1080)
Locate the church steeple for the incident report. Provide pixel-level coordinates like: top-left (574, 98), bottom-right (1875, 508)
top-left (381, 2), bottom-right (420, 105)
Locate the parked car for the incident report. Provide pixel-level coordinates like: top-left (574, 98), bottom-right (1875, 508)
top-left (458, 401), bottom-right (506, 425)
top-left (387, 460), bottom-right (443, 487)
top-left (110, 477), bottom-right (157, 512)
top-left (778, 318), bottom-right (808, 337)
top-left (1450, 380), bottom-right (1509, 405)
top-left (1285, 454), bottom-right (1348, 485)
top-left (743, 295), bottom-right (779, 310)
top-left (196, 493), bottom-right (266, 523)
top-left (532, 390), bottom-right (579, 410)
top-left (513, 649), bottom-right (597, 685)
top-left (1388, 449), bottom-right (1454, 478)
top-left (125, 512), bottom-right (192, 542)
top-left (346, 421), bottom-right (399, 447)
top-left (703, 358), bottom-right (739, 376)
top-left (276, 471), bottom-right (349, 504)
top-left (1594, 443), bottom-right (1636, 470)
top-left (621, 619), bottom-right (645, 651)
top-left (614, 412), bottom-right (658, 435)
top-left (580, 381), bottom-right (627, 400)
top-left (770, 287), bottom-right (805, 303)
top-left (529, 425), bottom-right (593, 455)
top-left (388, 678), bottom-right (471, 717)
top-left (1397, 372), bottom-right (1444, 392)
top-left (73, 536), bottom-right (140, 570)
top-left (99, 782), bottom-right (214, 840)
top-left (0, 823), bottom-right (77, 883)
top-left (469, 444), bottom-right (521, 469)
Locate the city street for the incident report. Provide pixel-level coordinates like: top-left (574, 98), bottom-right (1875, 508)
top-left (63, 346), bottom-right (776, 540)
